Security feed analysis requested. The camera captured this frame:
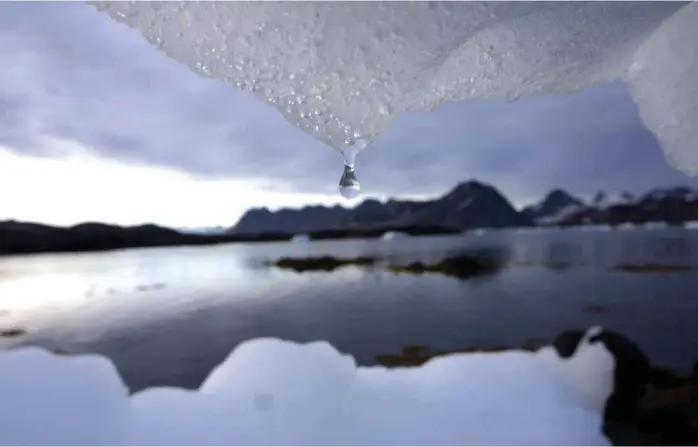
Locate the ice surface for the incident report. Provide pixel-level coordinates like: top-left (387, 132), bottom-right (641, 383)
top-left (0, 348), bottom-right (130, 445)
top-left (0, 331), bottom-right (614, 445)
top-left (88, 2), bottom-right (697, 174)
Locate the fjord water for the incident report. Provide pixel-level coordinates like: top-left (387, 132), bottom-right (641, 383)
top-left (1, 227), bottom-right (697, 393)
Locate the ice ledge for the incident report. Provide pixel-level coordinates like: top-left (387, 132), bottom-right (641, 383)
top-left (89, 2), bottom-right (696, 175)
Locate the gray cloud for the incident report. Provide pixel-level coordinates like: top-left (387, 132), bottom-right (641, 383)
top-left (1, 2), bottom-right (696, 207)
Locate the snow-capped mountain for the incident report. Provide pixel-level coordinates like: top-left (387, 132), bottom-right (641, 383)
top-left (521, 189), bottom-right (585, 224)
top-left (532, 186), bottom-right (698, 226)
top-left (591, 191), bottom-right (636, 208)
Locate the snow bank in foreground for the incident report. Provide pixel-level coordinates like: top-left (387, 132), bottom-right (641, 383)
top-left (0, 328), bottom-right (615, 445)
top-left (90, 2), bottom-right (697, 175)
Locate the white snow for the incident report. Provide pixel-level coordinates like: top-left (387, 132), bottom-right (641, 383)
top-left (591, 192), bottom-right (636, 209)
top-left (381, 231), bottom-right (408, 241)
top-left (642, 222), bottom-right (669, 230)
top-left (617, 223), bottom-right (637, 231)
top-left (580, 225), bottom-right (613, 233)
top-left (89, 2), bottom-right (698, 175)
top-left (537, 204), bottom-right (584, 225)
top-left (685, 221), bottom-right (698, 230)
top-left (0, 328), bottom-right (614, 445)
top-left (291, 234), bottom-right (311, 243)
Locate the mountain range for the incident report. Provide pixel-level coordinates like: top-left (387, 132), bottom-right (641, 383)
top-left (2, 181), bottom-right (696, 257)
top-left (526, 186), bottom-right (698, 227)
top-left (233, 181), bottom-right (531, 234)
top-left (232, 181), bottom-right (698, 234)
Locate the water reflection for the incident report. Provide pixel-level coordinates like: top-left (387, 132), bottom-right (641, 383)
top-left (0, 227), bottom-right (697, 392)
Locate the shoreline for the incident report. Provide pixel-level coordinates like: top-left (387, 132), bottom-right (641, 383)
top-left (0, 221), bottom-right (460, 257)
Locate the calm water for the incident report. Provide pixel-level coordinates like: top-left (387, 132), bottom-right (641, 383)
top-left (1, 227), bottom-right (697, 392)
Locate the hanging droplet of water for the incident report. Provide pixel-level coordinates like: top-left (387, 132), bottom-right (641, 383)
top-left (339, 164), bottom-right (360, 199)
top-left (338, 146), bottom-right (360, 199)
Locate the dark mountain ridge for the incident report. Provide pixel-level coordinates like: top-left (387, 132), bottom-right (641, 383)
top-left (232, 180), bottom-right (532, 234)
top-left (2, 182), bottom-right (697, 256)
top-left (549, 186), bottom-right (698, 227)
top-left (521, 189), bottom-right (585, 223)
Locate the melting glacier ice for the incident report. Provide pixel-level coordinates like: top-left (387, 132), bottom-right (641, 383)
top-left (89, 2), bottom-right (697, 176)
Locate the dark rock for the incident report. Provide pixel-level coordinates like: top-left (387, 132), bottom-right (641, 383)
top-left (551, 329), bottom-right (586, 358)
top-left (387, 250), bottom-right (504, 280)
top-left (588, 330), bottom-right (653, 424)
top-left (637, 385), bottom-right (698, 446)
top-left (270, 256), bottom-right (376, 273)
top-left (0, 328), bottom-right (26, 338)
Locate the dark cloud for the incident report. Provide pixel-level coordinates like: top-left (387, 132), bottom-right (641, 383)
top-left (0, 2), bottom-right (695, 207)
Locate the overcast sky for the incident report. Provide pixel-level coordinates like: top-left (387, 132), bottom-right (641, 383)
top-left (1, 2), bottom-right (696, 228)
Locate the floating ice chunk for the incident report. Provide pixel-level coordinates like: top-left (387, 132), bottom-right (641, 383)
top-left (0, 328), bottom-right (622, 445)
top-left (89, 2), bottom-right (696, 175)
top-left (380, 231), bottom-right (408, 241)
top-left (291, 234), bottom-right (310, 243)
top-left (685, 221), bottom-right (698, 230)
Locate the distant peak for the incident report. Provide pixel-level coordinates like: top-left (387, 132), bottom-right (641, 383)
top-left (544, 189), bottom-right (583, 205)
top-left (592, 191), bottom-right (634, 206)
top-left (445, 180), bottom-right (490, 196)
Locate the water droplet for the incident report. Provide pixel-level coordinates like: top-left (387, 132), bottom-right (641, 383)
top-left (338, 146), bottom-right (361, 199)
top-left (339, 164), bottom-right (360, 199)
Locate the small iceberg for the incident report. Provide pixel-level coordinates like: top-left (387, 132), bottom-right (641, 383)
top-left (380, 231), bottom-right (409, 241)
top-left (290, 234), bottom-right (311, 243)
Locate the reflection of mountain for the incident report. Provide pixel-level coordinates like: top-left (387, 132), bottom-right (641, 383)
top-left (232, 180), bottom-right (532, 234)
